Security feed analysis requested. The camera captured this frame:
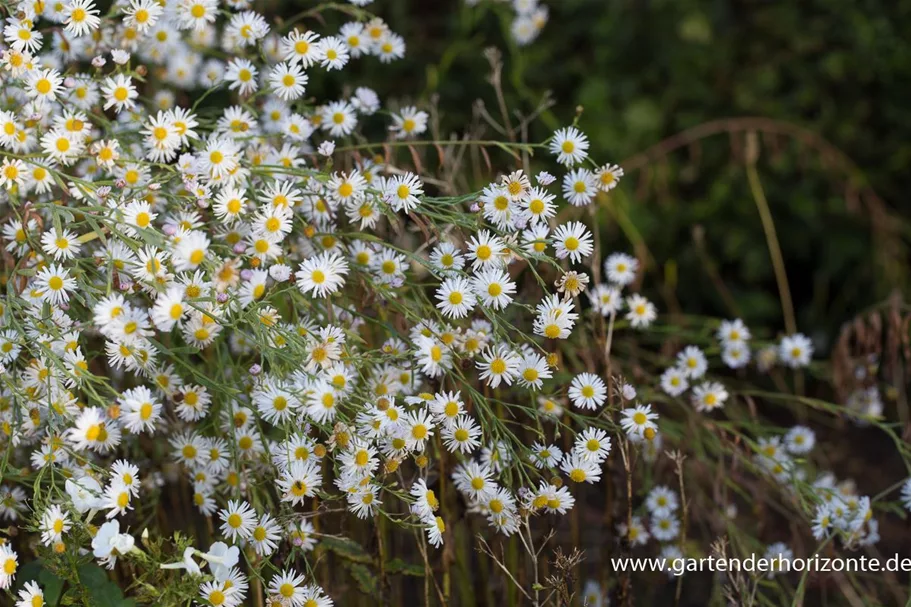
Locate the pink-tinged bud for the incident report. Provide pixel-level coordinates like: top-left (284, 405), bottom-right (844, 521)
top-left (233, 243), bottom-right (246, 254)
top-left (240, 269), bottom-right (253, 281)
top-left (162, 224), bottom-right (177, 236)
top-left (92, 56), bottom-right (106, 68)
top-left (216, 292), bottom-right (229, 303)
top-left (248, 364), bottom-right (262, 376)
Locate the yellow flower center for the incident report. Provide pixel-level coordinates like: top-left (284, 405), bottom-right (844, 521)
top-left (355, 450), bottom-right (369, 466)
top-left (430, 345), bottom-right (442, 362)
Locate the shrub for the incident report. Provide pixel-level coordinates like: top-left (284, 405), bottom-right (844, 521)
top-left (0, 1), bottom-right (908, 606)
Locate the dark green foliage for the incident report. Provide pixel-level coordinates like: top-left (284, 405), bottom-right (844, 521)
top-left (73, 564), bottom-right (136, 607)
top-left (14, 560), bottom-right (135, 607)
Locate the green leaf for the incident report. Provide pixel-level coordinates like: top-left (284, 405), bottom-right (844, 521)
top-left (77, 564), bottom-right (136, 607)
top-left (319, 536), bottom-right (373, 564)
top-left (14, 561), bottom-right (65, 607)
top-left (14, 559), bottom-right (45, 589)
top-left (385, 558), bottom-right (425, 577)
top-left (39, 568), bottom-right (65, 606)
top-left (344, 562), bottom-right (380, 598)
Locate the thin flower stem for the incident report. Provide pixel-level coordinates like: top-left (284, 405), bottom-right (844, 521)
top-left (746, 147), bottom-right (797, 336)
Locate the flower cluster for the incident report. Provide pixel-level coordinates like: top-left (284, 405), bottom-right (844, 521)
top-left (0, 0), bottom-right (638, 600)
top-left (0, 0), bottom-right (907, 604)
